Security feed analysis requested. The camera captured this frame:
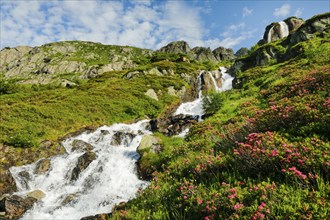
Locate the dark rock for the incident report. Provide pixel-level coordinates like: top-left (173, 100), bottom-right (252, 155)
top-left (191, 47), bottom-right (216, 61)
top-left (213, 47), bottom-right (235, 61)
top-left (0, 170), bottom-right (17, 195)
top-left (0, 195), bottom-right (37, 218)
top-left (158, 41), bottom-right (191, 54)
top-left (35, 158), bottom-right (51, 175)
top-left (61, 194), bottom-right (77, 206)
top-left (200, 71), bottom-right (220, 92)
top-left (71, 140), bottom-right (94, 152)
top-left (284, 17), bottom-right (304, 32)
top-left (110, 132), bottom-right (136, 147)
top-left (70, 151), bottom-right (96, 181)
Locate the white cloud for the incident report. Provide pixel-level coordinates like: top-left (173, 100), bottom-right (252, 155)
top-left (243, 7), bottom-right (253, 17)
top-left (0, 0), bottom-right (253, 50)
top-left (295, 8), bottom-right (302, 17)
top-left (273, 4), bottom-right (291, 17)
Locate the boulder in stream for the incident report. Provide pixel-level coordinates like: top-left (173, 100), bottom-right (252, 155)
top-left (35, 158), bottom-right (51, 174)
top-left (71, 139), bottom-right (94, 152)
top-left (110, 131), bottom-right (136, 147)
top-left (70, 151), bottom-right (96, 181)
top-left (0, 194), bottom-right (37, 218)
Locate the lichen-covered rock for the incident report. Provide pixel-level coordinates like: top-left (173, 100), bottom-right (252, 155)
top-left (191, 47), bottom-right (216, 62)
top-left (145, 89), bottom-right (159, 101)
top-left (137, 135), bottom-right (162, 155)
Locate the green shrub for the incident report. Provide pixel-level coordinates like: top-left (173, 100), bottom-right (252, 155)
top-left (203, 92), bottom-right (225, 115)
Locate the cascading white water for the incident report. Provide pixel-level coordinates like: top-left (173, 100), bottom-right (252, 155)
top-left (174, 67), bottom-right (234, 118)
top-left (279, 21), bottom-right (289, 38)
top-left (10, 120), bottom-right (151, 220)
top-left (267, 26), bottom-right (274, 43)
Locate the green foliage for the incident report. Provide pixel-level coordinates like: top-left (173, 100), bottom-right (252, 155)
top-left (0, 78), bottom-right (18, 94)
top-left (202, 91), bottom-right (225, 115)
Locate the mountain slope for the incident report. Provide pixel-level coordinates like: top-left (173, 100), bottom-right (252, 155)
top-left (108, 13), bottom-right (330, 220)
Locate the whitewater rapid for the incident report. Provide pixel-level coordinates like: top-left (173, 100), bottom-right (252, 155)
top-left (9, 67), bottom-right (234, 219)
top-left (10, 121), bottom-right (151, 220)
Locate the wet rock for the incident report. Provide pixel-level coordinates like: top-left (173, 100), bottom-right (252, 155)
top-left (0, 170), bottom-right (17, 195)
top-left (17, 171), bottom-right (31, 189)
top-left (70, 151), bottom-right (96, 181)
top-left (200, 71), bottom-right (221, 92)
top-left (110, 132), bottom-right (136, 146)
top-left (284, 17), bottom-right (304, 32)
top-left (35, 158), bottom-right (51, 175)
top-left (0, 195), bottom-right (37, 218)
top-left (27, 190), bottom-right (45, 200)
top-left (71, 140), bottom-right (94, 152)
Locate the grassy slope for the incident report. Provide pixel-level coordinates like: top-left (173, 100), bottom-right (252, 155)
top-left (110, 34), bottom-right (330, 219)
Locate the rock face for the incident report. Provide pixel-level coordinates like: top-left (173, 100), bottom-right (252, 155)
top-left (0, 195), bottom-right (37, 218)
top-left (0, 41), bottom-right (152, 84)
top-left (213, 47), bottom-right (235, 61)
top-left (200, 70), bottom-right (222, 91)
top-left (289, 13), bottom-right (330, 45)
top-left (27, 189), bottom-right (45, 200)
top-left (158, 41), bottom-right (191, 54)
top-left (70, 151), bottom-right (96, 181)
top-left (191, 47), bottom-right (216, 62)
top-left (158, 41), bottom-right (234, 62)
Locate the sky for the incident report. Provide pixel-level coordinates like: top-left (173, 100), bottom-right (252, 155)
top-left (0, 0), bottom-right (329, 52)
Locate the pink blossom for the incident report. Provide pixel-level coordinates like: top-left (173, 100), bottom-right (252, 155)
top-left (233, 203), bottom-right (244, 210)
top-left (228, 194), bottom-right (237, 199)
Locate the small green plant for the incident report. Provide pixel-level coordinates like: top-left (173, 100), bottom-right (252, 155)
top-left (203, 91), bottom-right (225, 115)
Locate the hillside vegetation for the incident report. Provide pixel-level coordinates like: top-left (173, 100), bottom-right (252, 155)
top-left (109, 16), bottom-right (330, 219)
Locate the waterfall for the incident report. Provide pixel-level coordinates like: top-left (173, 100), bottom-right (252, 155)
top-left (174, 67), bottom-right (234, 119)
top-left (267, 26), bottom-right (274, 43)
top-left (279, 21), bottom-right (289, 38)
top-left (9, 67), bottom-right (234, 219)
top-left (10, 121), bottom-right (151, 220)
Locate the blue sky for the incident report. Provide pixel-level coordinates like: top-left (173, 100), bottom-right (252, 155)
top-left (1, 0), bottom-right (329, 52)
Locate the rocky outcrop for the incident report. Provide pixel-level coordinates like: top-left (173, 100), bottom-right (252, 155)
top-left (0, 41), bottom-right (151, 84)
top-left (289, 12), bottom-right (330, 45)
top-left (191, 47), bottom-right (216, 62)
top-left (235, 47), bottom-right (249, 58)
top-left (70, 151), bottom-right (96, 181)
top-left (80, 213), bottom-right (111, 220)
top-left (262, 17), bottom-right (304, 44)
top-left (158, 41), bottom-right (191, 54)
top-left (213, 47), bottom-right (235, 61)
top-left (150, 114), bottom-right (198, 136)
